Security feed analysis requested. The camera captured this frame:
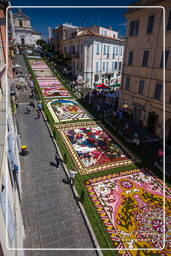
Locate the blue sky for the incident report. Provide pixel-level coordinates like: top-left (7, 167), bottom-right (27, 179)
top-left (10, 0), bottom-right (136, 39)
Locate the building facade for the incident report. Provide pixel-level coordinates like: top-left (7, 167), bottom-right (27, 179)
top-left (0, 2), bottom-right (25, 255)
top-left (119, 0), bottom-right (171, 142)
top-left (52, 24), bottom-right (124, 87)
top-left (13, 8), bottom-right (41, 47)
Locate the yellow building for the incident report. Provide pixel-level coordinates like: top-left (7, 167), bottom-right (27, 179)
top-left (119, 0), bottom-right (171, 143)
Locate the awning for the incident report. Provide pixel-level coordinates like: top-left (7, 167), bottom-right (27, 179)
top-left (111, 83), bottom-right (121, 88)
top-left (96, 83), bottom-right (108, 88)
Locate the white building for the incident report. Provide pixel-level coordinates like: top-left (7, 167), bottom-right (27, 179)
top-left (52, 24), bottom-right (124, 88)
top-left (13, 8), bottom-right (41, 47)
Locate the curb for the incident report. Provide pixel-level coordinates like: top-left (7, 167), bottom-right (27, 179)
top-left (41, 111), bottom-right (103, 256)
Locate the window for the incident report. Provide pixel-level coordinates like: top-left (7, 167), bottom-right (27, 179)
top-left (128, 51), bottom-right (134, 66)
top-left (125, 77), bottom-right (130, 90)
top-left (106, 62), bottom-right (109, 72)
top-left (103, 62), bottom-right (105, 71)
top-left (104, 31), bottom-right (107, 35)
top-left (154, 83), bottom-right (162, 100)
top-left (169, 93), bottom-right (171, 104)
top-left (119, 62), bottom-right (122, 70)
top-left (107, 45), bottom-right (110, 58)
top-left (103, 45), bottom-right (106, 55)
top-left (129, 19), bottom-right (139, 36)
top-left (119, 46), bottom-right (122, 56)
top-left (142, 50), bottom-right (149, 66)
top-left (73, 45), bottom-right (75, 54)
top-left (167, 10), bottom-right (171, 30)
top-left (19, 19), bottom-right (22, 27)
top-left (138, 80), bottom-right (144, 94)
top-left (147, 15), bottom-right (155, 34)
top-left (21, 38), bottom-right (25, 45)
top-left (116, 46), bottom-right (118, 56)
top-left (115, 62), bottom-right (118, 70)
top-left (0, 179), bottom-right (16, 243)
top-left (113, 46), bottom-right (115, 58)
top-left (96, 62), bottom-right (99, 73)
top-left (96, 43), bottom-right (100, 55)
top-left (112, 62), bottom-right (115, 72)
top-left (77, 45), bottom-right (79, 54)
top-left (77, 62), bottom-right (79, 70)
top-left (160, 50), bottom-right (169, 68)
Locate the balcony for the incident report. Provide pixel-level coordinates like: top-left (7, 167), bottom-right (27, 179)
top-left (70, 53), bottom-right (79, 58)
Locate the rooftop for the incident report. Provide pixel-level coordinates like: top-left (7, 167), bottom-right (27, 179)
top-left (55, 23), bottom-right (79, 29)
top-left (125, 0), bottom-right (164, 14)
top-left (13, 8), bottom-right (30, 20)
top-left (77, 28), bottom-right (124, 42)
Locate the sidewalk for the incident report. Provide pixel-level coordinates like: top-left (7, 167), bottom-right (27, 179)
top-left (16, 55), bottom-right (98, 256)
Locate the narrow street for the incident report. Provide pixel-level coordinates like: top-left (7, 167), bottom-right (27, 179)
top-left (16, 55), bottom-right (97, 256)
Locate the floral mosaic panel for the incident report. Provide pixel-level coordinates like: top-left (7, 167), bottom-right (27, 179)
top-left (47, 99), bottom-right (91, 123)
top-left (85, 169), bottom-right (171, 255)
top-left (34, 70), bottom-right (55, 77)
top-left (38, 81), bottom-right (62, 87)
top-left (29, 59), bottom-right (49, 69)
top-left (41, 87), bottom-right (70, 98)
top-left (36, 76), bottom-right (57, 80)
top-left (56, 122), bottom-right (133, 174)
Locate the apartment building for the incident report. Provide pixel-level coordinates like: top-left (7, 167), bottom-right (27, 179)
top-left (52, 24), bottom-right (124, 87)
top-left (0, 1), bottom-right (25, 255)
top-left (119, 0), bottom-right (171, 142)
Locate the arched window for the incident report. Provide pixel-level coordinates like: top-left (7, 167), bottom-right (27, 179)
top-left (19, 20), bottom-right (22, 27)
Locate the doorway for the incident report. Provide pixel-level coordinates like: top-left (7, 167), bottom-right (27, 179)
top-left (21, 37), bottom-right (25, 45)
top-left (166, 119), bottom-right (171, 145)
top-left (133, 108), bottom-right (142, 125)
top-left (148, 112), bottom-right (158, 133)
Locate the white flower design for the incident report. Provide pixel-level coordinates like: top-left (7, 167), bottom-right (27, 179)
top-left (95, 183), bottom-right (110, 195)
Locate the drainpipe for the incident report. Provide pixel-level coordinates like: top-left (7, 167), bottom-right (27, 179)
top-left (91, 39), bottom-right (94, 88)
top-left (145, 10), bottom-right (163, 129)
top-left (100, 39), bottom-right (104, 83)
top-left (120, 35), bottom-right (128, 108)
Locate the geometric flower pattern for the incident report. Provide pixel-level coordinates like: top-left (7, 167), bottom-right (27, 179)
top-left (47, 99), bottom-right (91, 123)
top-left (85, 168), bottom-right (171, 255)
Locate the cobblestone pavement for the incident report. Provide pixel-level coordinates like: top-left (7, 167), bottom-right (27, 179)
top-left (16, 55), bottom-right (98, 256)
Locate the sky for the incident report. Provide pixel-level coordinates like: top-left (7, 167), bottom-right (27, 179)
top-left (10, 0), bottom-right (136, 40)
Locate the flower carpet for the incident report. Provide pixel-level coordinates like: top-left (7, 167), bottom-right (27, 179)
top-left (38, 81), bottom-right (62, 87)
top-left (34, 69), bottom-right (55, 77)
top-left (41, 87), bottom-right (70, 98)
top-left (29, 59), bottom-right (71, 98)
top-left (56, 122), bottom-right (134, 175)
top-left (47, 99), bottom-right (91, 122)
top-left (85, 168), bottom-right (171, 255)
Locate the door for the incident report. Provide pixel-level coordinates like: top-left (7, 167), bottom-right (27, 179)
top-left (21, 37), bottom-right (25, 45)
top-left (133, 108), bottom-right (141, 125)
top-left (148, 112), bottom-right (158, 133)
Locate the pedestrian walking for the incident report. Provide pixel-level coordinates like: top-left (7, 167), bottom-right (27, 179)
top-left (69, 169), bottom-right (78, 185)
top-left (30, 101), bottom-right (35, 109)
top-left (37, 102), bottom-right (42, 111)
top-left (55, 153), bottom-right (60, 168)
top-left (25, 104), bottom-right (31, 113)
top-left (37, 109), bottom-right (41, 119)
